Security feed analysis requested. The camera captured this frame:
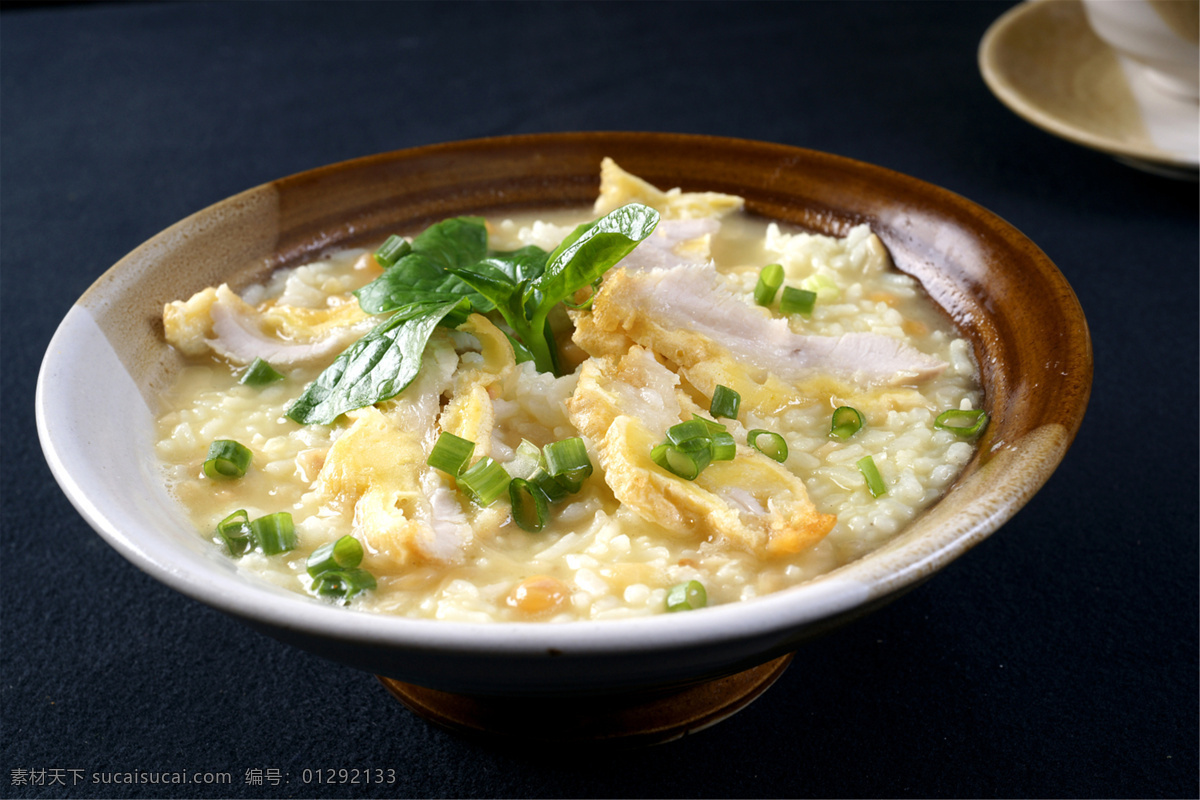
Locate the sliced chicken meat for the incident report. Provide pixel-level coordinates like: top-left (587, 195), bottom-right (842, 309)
top-left (163, 283), bottom-right (376, 366)
top-left (580, 263), bottom-right (947, 412)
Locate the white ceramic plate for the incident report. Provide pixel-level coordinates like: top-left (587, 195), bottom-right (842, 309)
top-left (979, 0), bottom-right (1199, 179)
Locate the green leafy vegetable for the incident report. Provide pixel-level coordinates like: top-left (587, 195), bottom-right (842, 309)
top-left (287, 205), bottom-right (657, 425)
top-left (453, 203), bottom-right (659, 375)
top-left (355, 217), bottom-right (497, 314)
top-left (286, 298), bottom-right (468, 425)
top-left (239, 357), bottom-right (285, 387)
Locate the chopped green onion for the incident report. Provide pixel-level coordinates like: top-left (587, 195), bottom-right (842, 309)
top-left (856, 455), bottom-right (887, 497)
top-left (663, 437), bottom-right (713, 481)
top-left (529, 467), bottom-right (571, 503)
top-left (780, 286), bottom-right (817, 316)
top-left (307, 535), bottom-right (364, 577)
top-left (650, 442), bottom-right (671, 471)
top-left (505, 439), bottom-right (544, 482)
top-left (509, 478), bottom-right (551, 533)
top-left (250, 512), bottom-right (297, 555)
top-left (710, 430), bottom-right (737, 462)
top-left (934, 408), bottom-right (989, 438)
top-left (373, 234), bottom-right (412, 268)
top-left (709, 384), bottom-right (741, 420)
top-left (203, 439), bottom-right (253, 480)
top-left (239, 357), bottom-right (285, 387)
top-left (754, 263), bottom-right (784, 307)
top-left (544, 437), bottom-right (593, 490)
top-left (216, 509), bottom-right (253, 558)
top-left (458, 456), bottom-right (510, 506)
top-left (748, 429), bottom-right (788, 462)
top-left (312, 567), bottom-right (377, 601)
top-left (666, 580), bottom-right (707, 612)
top-left (690, 414), bottom-right (728, 435)
top-left (666, 419), bottom-right (713, 447)
top-left (427, 431), bottom-right (475, 476)
top-left (830, 406), bottom-right (864, 440)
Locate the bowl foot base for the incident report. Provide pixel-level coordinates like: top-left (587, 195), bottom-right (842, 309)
top-left (377, 653), bottom-right (793, 747)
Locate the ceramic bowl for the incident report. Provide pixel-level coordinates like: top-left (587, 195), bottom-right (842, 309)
top-left (36, 133), bottom-right (1091, 703)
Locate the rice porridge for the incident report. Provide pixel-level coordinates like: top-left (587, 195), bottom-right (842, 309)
top-left (155, 160), bottom-right (985, 622)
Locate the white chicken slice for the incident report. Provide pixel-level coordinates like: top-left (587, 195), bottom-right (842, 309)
top-left (311, 335), bottom-right (473, 570)
top-left (163, 283), bottom-right (375, 366)
top-left (585, 264), bottom-right (947, 411)
top-left (611, 218), bottom-right (721, 272)
top-left (593, 157), bottom-right (745, 220)
top-left (567, 346), bottom-right (836, 558)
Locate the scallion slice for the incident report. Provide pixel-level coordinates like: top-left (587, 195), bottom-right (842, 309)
top-left (934, 408), bottom-right (989, 438)
top-left (427, 431), bottom-right (475, 476)
top-left (830, 406), bottom-right (864, 440)
top-left (666, 580), bottom-right (707, 612)
top-left (203, 439), bottom-right (253, 480)
top-left (216, 509), bottom-right (253, 558)
top-left (509, 478), bottom-right (551, 533)
top-left (710, 430), bottom-right (737, 462)
top-left (857, 455), bottom-right (887, 497)
top-left (663, 437), bottom-right (712, 481)
top-left (505, 439), bottom-right (544, 482)
top-left (709, 384), bottom-right (741, 420)
top-left (754, 263), bottom-right (784, 306)
top-left (780, 286), bottom-right (817, 316)
top-left (373, 234), bottom-right (412, 268)
top-left (458, 456), bottom-right (510, 506)
top-left (312, 567), bottom-right (377, 601)
top-left (666, 419), bottom-right (713, 447)
top-left (650, 442), bottom-right (671, 471)
top-left (543, 437), bottom-right (593, 490)
top-left (239, 357), bottom-right (285, 387)
top-left (690, 414), bottom-right (728, 436)
top-left (529, 467), bottom-right (571, 503)
top-left (748, 429), bottom-right (788, 462)
top-left (250, 512), bottom-right (297, 555)
top-left (306, 535), bottom-right (364, 577)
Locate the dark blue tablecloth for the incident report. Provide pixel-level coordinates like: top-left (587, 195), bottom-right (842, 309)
top-left (3, 2), bottom-right (1196, 797)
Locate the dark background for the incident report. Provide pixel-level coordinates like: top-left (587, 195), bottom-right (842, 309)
top-left (3, 2), bottom-right (1196, 798)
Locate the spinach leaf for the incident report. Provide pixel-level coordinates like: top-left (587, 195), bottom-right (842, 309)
top-left (288, 204), bottom-right (657, 424)
top-left (535, 203), bottom-right (660, 311)
top-left (355, 253), bottom-right (489, 314)
top-left (286, 298), bottom-right (469, 425)
top-left (496, 202), bottom-right (658, 375)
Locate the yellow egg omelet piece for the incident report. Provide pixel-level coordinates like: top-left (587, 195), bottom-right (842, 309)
top-left (311, 336), bottom-right (471, 570)
top-left (593, 158), bottom-right (744, 220)
top-left (567, 347), bottom-right (836, 558)
top-left (438, 314), bottom-right (516, 461)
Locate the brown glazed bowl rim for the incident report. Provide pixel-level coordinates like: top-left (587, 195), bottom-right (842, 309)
top-left (36, 133), bottom-right (1092, 696)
